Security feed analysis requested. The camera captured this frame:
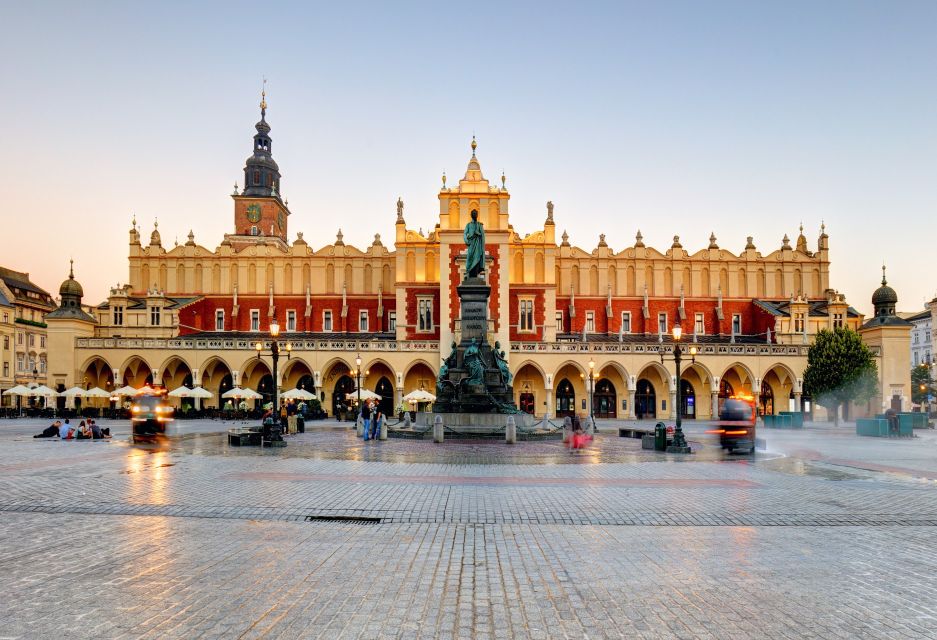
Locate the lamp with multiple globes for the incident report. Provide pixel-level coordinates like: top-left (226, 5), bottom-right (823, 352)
top-left (254, 312), bottom-right (291, 444)
top-left (659, 325), bottom-right (696, 453)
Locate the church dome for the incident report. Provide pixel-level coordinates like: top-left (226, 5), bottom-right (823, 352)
top-left (872, 282), bottom-right (898, 306)
top-left (59, 272), bottom-right (83, 298)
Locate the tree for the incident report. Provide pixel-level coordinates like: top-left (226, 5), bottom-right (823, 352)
top-left (803, 327), bottom-right (878, 424)
top-left (911, 364), bottom-right (936, 406)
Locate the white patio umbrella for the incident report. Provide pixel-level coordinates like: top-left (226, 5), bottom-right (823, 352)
top-left (188, 386), bottom-right (213, 399)
top-left (403, 389), bottom-right (437, 403)
top-left (60, 387), bottom-right (87, 409)
top-left (222, 387), bottom-right (262, 400)
top-left (346, 389), bottom-right (381, 402)
top-left (2, 385), bottom-right (32, 397)
top-left (113, 385), bottom-right (139, 397)
top-left (84, 387), bottom-right (112, 398)
top-left (29, 385), bottom-right (59, 398)
top-left (135, 385), bottom-right (157, 395)
top-left (168, 386), bottom-right (197, 398)
top-left (282, 388), bottom-right (315, 400)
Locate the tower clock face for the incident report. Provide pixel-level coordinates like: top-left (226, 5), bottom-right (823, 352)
top-left (246, 203), bottom-right (262, 223)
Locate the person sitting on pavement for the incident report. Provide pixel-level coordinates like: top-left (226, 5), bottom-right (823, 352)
top-left (34, 420), bottom-right (62, 438)
top-left (58, 418), bottom-right (71, 439)
top-left (74, 420), bottom-right (90, 440)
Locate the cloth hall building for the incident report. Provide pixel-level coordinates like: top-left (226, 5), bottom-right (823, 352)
top-left (45, 98), bottom-right (911, 421)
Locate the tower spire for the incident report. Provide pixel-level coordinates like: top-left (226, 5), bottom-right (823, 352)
top-left (882, 263), bottom-right (887, 286)
top-left (242, 82), bottom-right (281, 198)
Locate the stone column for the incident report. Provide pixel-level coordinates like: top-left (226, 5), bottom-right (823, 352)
top-left (794, 392), bottom-right (802, 412)
top-left (545, 388), bottom-right (554, 420)
top-left (711, 392), bottom-right (719, 419)
top-left (669, 390), bottom-right (677, 420)
top-left (753, 392), bottom-right (761, 418)
top-left (628, 390), bottom-right (636, 419)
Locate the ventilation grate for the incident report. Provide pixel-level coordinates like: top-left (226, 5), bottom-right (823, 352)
top-left (305, 515), bottom-right (382, 524)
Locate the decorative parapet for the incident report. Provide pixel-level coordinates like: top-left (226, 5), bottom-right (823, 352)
top-left (74, 336), bottom-right (810, 357)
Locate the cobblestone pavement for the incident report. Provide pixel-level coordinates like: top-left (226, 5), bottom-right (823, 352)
top-left (1, 419), bottom-right (936, 638)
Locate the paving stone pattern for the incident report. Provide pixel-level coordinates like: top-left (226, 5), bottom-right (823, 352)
top-left (1, 423), bottom-right (936, 638)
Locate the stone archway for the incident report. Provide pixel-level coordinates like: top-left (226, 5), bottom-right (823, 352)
top-left (120, 356), bottom-right (152, 388)
top-left (635, 379), bottom-right (657, 419)
top-left (375, 376), bottom-right (394, 416)
top-left (201, 357), bottom-right (232, 409)
top-left (513, 362), bottom-right (547, 416)
top-left (332, 375), bottom-right (355, 417)
top-left (555, 378), bottom-right (576, 418)
top-left (594, 378), bottom-right (617, 418)
top-left (680, 379), bottom-right (696, 419)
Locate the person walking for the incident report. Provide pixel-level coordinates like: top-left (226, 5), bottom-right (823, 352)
top-left (361, 400), bottom-right (373, 440)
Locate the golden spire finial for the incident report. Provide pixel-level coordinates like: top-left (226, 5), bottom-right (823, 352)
top-left (69, 258), bottom-right (74, 279)
top-left (260, 77), bottom-right (267, 114)
top-left (471, 135), bottom-right (477, 156)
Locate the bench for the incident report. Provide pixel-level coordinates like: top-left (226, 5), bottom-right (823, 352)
top-left (228, 427), bottom-right (262, 446)
top-left (619, 427), bottom-right (654, 439)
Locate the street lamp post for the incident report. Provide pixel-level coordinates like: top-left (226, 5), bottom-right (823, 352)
top-left (588, 357), bottom-right (596, 431)
top-left (354, 353), bottom-right (362, 428)
top-left (660, 325), bottom-right (696, 454)
top-left (254, 314), bottom-right (291, 445)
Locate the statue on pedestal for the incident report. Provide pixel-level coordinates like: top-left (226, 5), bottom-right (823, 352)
top-left (464, 209), bottom-right (486, 279)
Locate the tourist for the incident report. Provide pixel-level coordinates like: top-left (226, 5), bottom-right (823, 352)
top-left (34, 421), bottom-right (62, 438)
top-left (361, 400), bottom-right (372, 440)
top-left (58, 418), bottom-right (71, 439)
top-left (371, 407), bottom-right (383, 440)
top-left (74, 421), bottom-right (91, 439)
top-left (569, 416), bottom-right (591, 452)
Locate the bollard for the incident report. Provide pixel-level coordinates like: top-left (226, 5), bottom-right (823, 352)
top-left (433, 415), bottom-right (444, 443)
top-left (379, 418), bottom-right (387, 441)
top-left (403, 412), bottom-right (412, 428)
top-left (562, 416), bottom-right (572, 443)
top-left (505, 415), bottom-right (517, 444)
top-left (586, 416), bottom-right (596, 435)
top-left (356, 415), bottom-right (364, 437)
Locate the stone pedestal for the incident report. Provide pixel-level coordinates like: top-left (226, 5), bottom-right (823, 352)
top-left (505, 416), bottom-right (516, 444)
top-left (434, 277), bottom-right (519, 415)
top-left (433, 415), bottom-right (444, 443)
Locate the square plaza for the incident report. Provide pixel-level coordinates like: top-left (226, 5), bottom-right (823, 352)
top-left (1, 419), bottom-right (937, 639)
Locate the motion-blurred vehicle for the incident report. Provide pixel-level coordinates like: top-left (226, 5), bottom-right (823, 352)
top-left (131, 387), bottom-right (173, 440)
top-left (709, 394), bottom-right (756, 454)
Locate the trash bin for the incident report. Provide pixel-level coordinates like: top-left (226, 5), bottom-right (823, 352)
top-left (297, 416), bottom-right (305, 433)
top-left (654, 422), bottom-right (667, 451)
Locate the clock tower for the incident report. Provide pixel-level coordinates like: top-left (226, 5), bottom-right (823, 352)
top-left (231, 85), bottom-right (290, 244)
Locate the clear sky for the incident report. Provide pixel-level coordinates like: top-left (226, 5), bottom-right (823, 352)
top-left (2, 1), bottom-right (935, 315)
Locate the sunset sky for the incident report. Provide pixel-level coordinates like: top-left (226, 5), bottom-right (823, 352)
top-left (2, 1), bottom-right (935, 315)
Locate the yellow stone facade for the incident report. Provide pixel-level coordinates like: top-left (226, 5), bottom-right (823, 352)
top-left (42, 105), bottom-right (908, 421)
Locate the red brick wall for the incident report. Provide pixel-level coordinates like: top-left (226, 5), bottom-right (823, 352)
top-left (177, 296), bottom-right (394, 335)
top-left (509, 289), bottom-right (547, 341)
top-left (552, 297), bottom-right (774, 336)
top-left (403, 288), bottom-right (440, 340)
